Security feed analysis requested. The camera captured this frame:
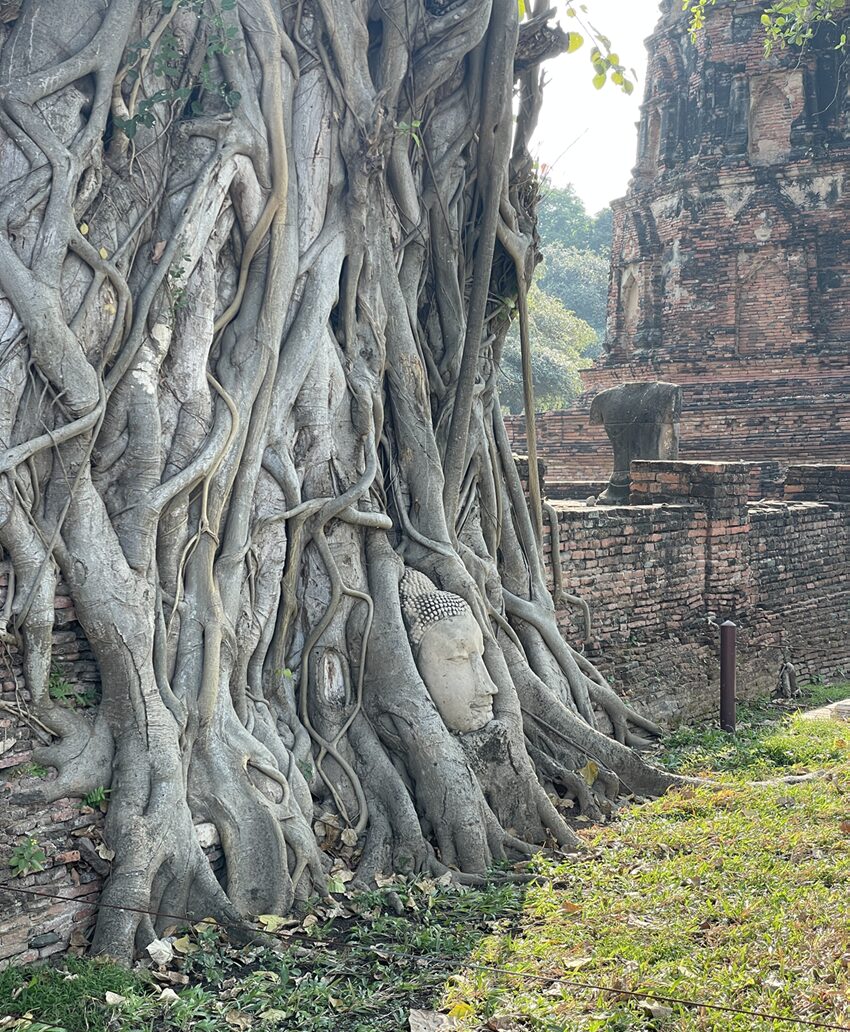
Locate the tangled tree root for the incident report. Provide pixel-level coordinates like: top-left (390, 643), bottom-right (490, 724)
top-left (0, 0), bottom-right (674, 961)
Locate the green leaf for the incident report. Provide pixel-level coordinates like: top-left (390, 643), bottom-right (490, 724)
top-left (592, 72), bottom-right (606, 90)
top-left (566, 32), bottom-right (584, 53)
top-left (517, 0), bottom-right (526, 17)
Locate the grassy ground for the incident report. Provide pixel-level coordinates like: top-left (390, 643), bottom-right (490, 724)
top-left (443, 685), bottom-right (850, 1030)
top-left (1, 685), bottom-right (848, 1032)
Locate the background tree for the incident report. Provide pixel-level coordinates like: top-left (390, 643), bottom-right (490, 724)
top-left (535, 183), bottom-right (612, 254)
top-left (538, 242), bottom-right (609, 339)
top-left (499, 284), bottom-right (596, 412)
top-left (498, 182), bottom-right (611, 409)
top-left (0, 0), bottom-right (670, 963)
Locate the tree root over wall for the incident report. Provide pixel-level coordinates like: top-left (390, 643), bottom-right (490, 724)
top-left (0, 0), bottom-right (672, 961)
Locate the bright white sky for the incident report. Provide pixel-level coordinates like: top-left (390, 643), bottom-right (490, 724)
top-left (532, 0), bottom-right (663, 214)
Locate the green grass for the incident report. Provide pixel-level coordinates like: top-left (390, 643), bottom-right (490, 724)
top-left (660, 689), bottom-right (849, 776)
top-left (2, 687), bottom-right (848, 1032)
top-left (0, 881), bottom-right (525, 1032)
top-left (442, 688), bottom-right (850, 1030)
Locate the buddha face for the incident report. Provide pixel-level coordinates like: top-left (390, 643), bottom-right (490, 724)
top-left (415, 608), bottom-right (499, 733)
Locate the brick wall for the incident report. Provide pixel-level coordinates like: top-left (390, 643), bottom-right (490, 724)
top-left (0, 576), bottom-right (104, 967)
top-left (544, 461), bottom-right (849, 726)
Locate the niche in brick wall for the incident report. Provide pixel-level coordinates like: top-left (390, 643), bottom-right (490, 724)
top-left (735, 251), bottom-right (793, 354)
top-left (619, 265), bottom-right (640, 352)
top-left (816, 234), bottom-right (850, 340)
top-left (640, 106), bottom-right (662, 172)
top-left (748, 71), bottom-right (804, 165)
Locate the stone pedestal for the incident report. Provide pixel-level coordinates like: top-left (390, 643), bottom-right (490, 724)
top-left (589, 381), bottom-right (682, 503)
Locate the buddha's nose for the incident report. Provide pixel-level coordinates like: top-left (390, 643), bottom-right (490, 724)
top-left (482, 665), bottom-right (499, 697)
top-left (473, 653), bottom-right (498, 695)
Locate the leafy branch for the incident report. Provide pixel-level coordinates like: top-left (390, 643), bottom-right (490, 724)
top-left (683, 0), bottom-right (848, 52)
top-left (115, 0), bottom-right (241, 140)
top-left (561, 3), bottom-right (636, 95)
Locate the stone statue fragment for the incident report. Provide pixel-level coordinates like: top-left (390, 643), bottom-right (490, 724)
top-left (400, 569), bottom-right (498, 733)
top-left (589, 380), bottom-right (683, 503)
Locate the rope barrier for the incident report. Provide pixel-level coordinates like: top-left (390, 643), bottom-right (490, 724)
top-left (2, 881), bottom-right (849, 1030)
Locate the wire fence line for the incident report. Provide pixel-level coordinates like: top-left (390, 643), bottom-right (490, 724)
top-left (2, 881), bottom-right (849, 1031)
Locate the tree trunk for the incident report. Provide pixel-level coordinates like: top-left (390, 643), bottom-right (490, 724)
top-left (0, 0), bottom-right (669, 961)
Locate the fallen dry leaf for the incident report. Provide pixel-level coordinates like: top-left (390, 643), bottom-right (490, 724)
top-left (562, 956), bottom-right (593, 970)
top-left (225, 1009), bottom-right (253, 1029)
top-left (171, 934), bottom-right (198, 955)
top-left (145, 937), bottom-right (174, 966)
top-left (639, 1000), bottom-right (674, 1019)
top-left (408, 1010), bottom-right (458, 1031)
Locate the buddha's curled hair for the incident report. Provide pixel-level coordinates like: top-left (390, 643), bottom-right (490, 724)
top-left (400, 569), bottom-right (469, 646)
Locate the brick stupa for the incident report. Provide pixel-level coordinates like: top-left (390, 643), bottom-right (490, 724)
top-left (508, 0), bottom-right (850, 485)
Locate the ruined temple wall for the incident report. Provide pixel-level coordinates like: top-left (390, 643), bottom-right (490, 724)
top-left (0, 578), bottom-right (104, 968)
top-left (506, 0), bottom-right (850, 480)
top-left (608, 0), bottom-right (850, 363)
top-left (543, 462), bottom-right (849, 726)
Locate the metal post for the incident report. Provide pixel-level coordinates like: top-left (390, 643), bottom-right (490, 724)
top-left (720, 620), bottom-right (737, 733)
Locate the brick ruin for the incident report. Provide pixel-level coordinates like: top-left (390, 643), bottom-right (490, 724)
top-left (542, 461), bottom-right (849, 726)
top-left (508, 0), bottom-right (850, 485)
top-left (3, 0), bottom-right (850, 974)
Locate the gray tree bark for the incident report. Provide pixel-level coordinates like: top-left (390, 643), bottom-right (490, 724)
top-left (0, 0), bottom-right (671, 961)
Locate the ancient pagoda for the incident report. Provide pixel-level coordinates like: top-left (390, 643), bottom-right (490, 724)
top-left (511, 0), bottom-right (850, 485)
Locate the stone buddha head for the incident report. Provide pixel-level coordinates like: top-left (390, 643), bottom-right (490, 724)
top-left (400, 569), bottom-right (498, 733)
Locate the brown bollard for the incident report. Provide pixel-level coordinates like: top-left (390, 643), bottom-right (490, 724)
top-left (720, 620), bottom-right (737, 733)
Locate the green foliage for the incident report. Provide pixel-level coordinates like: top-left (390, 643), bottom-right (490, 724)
top-left (167, 253), bottom-right (193, 310)
top-left (497, 184), bottom-right (612, 413)
top-left (560, 5), bottom-right (636, 95)
top-left (0, 957), bottom-right (142, 1032)
top-left (536, 184), bottom-right (612, 255)
top-left (684, 0), bottom-right (848, 51)
top-left (47, 670), bottom-right (96, 709)
top-left (8, 837), bottom-right (47, 878)
top-left (79, 786), bottom-right (111, 811)
top-left (759, 0), bottom-right (848, 50)
top-left (659, 690), bottom-right (850, 776)
top-left (498, 283), bottom-right (597, 413)
top-left (10, 761), bottom-right (49, 778)
top-left (538, 243), bottom-right (609, 337)
top-left (115, 0), bottom-right (241, 141)
top-left (395, 118), bottom-right (423, 149)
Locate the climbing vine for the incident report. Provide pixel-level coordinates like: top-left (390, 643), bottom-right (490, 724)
top-left (0, 0), bottom-right (672, 961)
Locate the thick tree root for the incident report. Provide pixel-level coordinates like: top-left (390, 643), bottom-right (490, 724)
top-left (0, 0), bottom-right (676, 962)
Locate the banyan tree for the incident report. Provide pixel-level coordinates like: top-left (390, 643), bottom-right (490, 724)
top-left (0, 0), bottom-right (672, 961)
